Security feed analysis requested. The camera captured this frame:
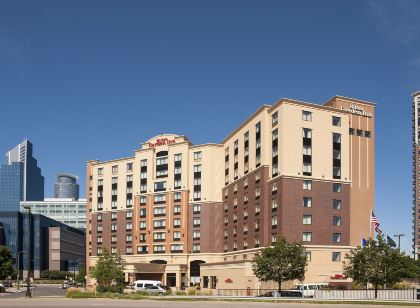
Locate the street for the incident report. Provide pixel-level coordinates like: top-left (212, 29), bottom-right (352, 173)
top-left (1, 284), bottom-right (66, 298)
top-left (0, 298), bottom-right (419, 308)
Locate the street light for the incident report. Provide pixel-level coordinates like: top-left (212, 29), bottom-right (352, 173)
top-left (16, 250), bottom-right (26, 290)
top-left (394, 234), bottom-right (405, 251)
top-left (23, 205), bottom-right (32, 298)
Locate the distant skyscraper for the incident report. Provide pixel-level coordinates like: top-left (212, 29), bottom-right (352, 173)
top-left (0, 139), bottom-right (44, 211)
top-left (54, 174), bottom-right (79, 200)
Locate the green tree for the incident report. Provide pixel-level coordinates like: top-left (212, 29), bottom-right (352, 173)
top-left (252, 237), bottom-right (308, 293)
top-left (89, 248), bottom-right (125, 293)
top-left (344, 235), bottom-right (411, 298)
top-left (75, 264), bottom-right (86, 284)
top-left (0, 245), bottom-right (15, 280)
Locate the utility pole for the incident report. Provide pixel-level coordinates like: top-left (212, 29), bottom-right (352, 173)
top-left (16, 250), bottom-right (26, 290)
top-left (394, 234), bottom-right (405, 251)
top-left (23, 205), bottom-right (32, 298)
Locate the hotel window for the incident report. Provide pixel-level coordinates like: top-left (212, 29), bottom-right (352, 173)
top-left (153, 219), bottom-right (166, 229)
top-left (97, 236), bottom-right (103, 243)
top-left (303, 215), bottom-right (312, 225)
top-left (365, 130), bottom-right (371, 138)
top-left (233, 183), bottom-right (238, 193)
top-left (154, 181), bottom-right (167, 192)
top-left (256, 122), bottom-right (261, 167)
top-left (302, 128), bottom-right (312, 176)
top-left (126, 175), bottom-right (133, 182)
top-left (233, 197), bottom-right (238, 208)
top-left (141, 159), bottom-right (147, 167)
top-left (244, 193), bottom-right (248, 203)
top-left (138, 246), bottom-right (148, 254)
top-left (98, 168), bottom-right (103, 176)
top-left (333, 133), bottom-right (341, 179)
top-left (303, 232), bottom-right (312, 242)
top-left (126, 197), bottom-right (133, 207)
top-left (126, 247), bottom-right (133, 254)
top-left (244, 177), bottom-right (248, 188)
top-left (111, 223), bottom-right (117, 231)
top-left (153, 207), bottom-right (165, 216)
top-left (272, 129), bottom-right (279, 177)
top-left (97, 213), bottom-right (102, 222)
top-left (194, 151), bottom-right (202, 160)
top-left (333, 183), bottom-right (342, 192)
top-left (112, 165), bottom-right (118, 174)
top-left (193, 204), bottom-right (201, 214)
top-left (332, 233), bottom-right (341, 243)
top-left (272, 111), bottom-right (278, 125)
top-left (244, 225), bottom-right (248, 233)
top-left (303, 180), bottom-right (312, 190)
top-left (126, 211), bottom-right (133, 219)
top-left (271, 234), bottom-right (277, 243)
top-left (332, 252), bottom-right (341, 262)
top-left (255, 237), bottom-right (260, 247)
top-left (224, 216), bottom-right (228, 225)
top-left (112, 177), bottom-right (118, 184)
top-left (233, 242), bottom-right (238, 251)
top-left (173, 231), bottom-right (181, 240)
top-left (111, 212), bottom-right (117, 220)
top-left (333, 199), bottom-right (342, 209)
top-left (126, 234), bottom-right (132, 242)
top-left (305, 252), bottom-right (312, 261)
top-left (224, 202), bottom-right (228, 211)
top-left (255, 187), bottom-right (261, 199)
top-left (255, 170), bottom-right (260, 182)
top-left (193, 230), bottom-right (201, 240)
top-left (98, 179), bottom-right (103, 186)
top-left (153, 245), bottom-right (165, 253)
top-left (174, 192), bottom-right (181, 201)
top-left (302, 110), bottom-right (312, 121)
top-left (156, 170), bottom-right (168, 177)
top-left (174, 167), bottom-right (181, 175)
top-left (140, 172), bottom-right (147, 179)
top-left (97, 247), bottom-right (103, 255)
top-left (357, 129), bottom-right (363, 136)
top-left (171, 244), bottom-right (183, 253)
top-left (154, 194), bottom-right (166, 204)
top-left (174, 153), bottom-right (182, 162)
top-left (333, 216), bottom-right (341, 226)
top-left (234, 213), bottom-right (238, 222)
top-left (272, 216), bottom-right (278, 228)
top-left (272, 181), bottom-right (277, 194)
top-left (332, 116), bottom-right (341, 127)
top-left (193, 218), bottom-right (201, 227)
top-left (174, 205), bottom-right (181, 214)
top-left (174, 179), bottom-right (182, 189)
top-left (244, 209), bottom-right (248, 219)
top-left (224, 230), bottom-right (228, 238)
top-left (303, 197), bottom-right (312, 208)
top-left (244, 161), bottom-right (249, 173)
top-left (194, 165), bottom-right (202, 200)
top-left (173, 218), bottom-right (181, 228)
top-left (193, 191), bottom-right (201, 200)
top-left (153, 232), bottom-right (166, 241)
top-left (271, 199), bottom-right (277, 210)
top-left (139, 221), bottom-right (146, 230)
top-left (140, 196), bottom-right (146, 205)
top-left (110, 235), bottom-right (117, 243)
top-left (349, 128), bottom-right (355, 135)
top-left (243, 239), bottom-right (248, 248)
top-left (255, 220), bottom-right (259, 231)
top-left (193, 244), bottom-right (200, 253)
top-left (127, 162), bottom-right (133, 171)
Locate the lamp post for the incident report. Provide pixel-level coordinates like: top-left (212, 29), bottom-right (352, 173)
top-left (23, 205), bottom-right (32, 298)
top-left (393, 234), bottom-right (405, 251)
top-left (16, 250), bottom-right (26, 290)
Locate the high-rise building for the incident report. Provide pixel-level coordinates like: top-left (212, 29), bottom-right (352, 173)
top-left (20, 198), bottom-right (87, 230)
top-left (0, 140), bottom-right (44, 211)
top-left (413, 91), bottom-right (420, 259)
top-left (86, 95), bottom-right (375, 291)
top-left (54, 173), bottom-right (80, 200)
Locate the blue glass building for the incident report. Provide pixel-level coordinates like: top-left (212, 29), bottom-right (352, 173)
top-left (0, 140), bottom-right (44, 211)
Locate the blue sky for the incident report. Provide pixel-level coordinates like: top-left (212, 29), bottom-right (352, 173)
top-left (0, 0), bottom-right (419, 253)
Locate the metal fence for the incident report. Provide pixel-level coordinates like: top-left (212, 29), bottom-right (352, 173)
top-left (314, 289), bottom-right (417, 300)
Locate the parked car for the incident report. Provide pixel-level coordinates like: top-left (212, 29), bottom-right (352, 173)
top-left (293, 283), bottom-right (329, 297)
top-left (0, 283), bottom-right (5, 293)
top-left (144, 285), bottom-right (167, 295)
top-left (2, 281), bottom-right (13, 287)
top-left (133, 280), bottom-right (162, 292)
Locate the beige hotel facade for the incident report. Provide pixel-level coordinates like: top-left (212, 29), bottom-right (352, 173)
top-left (86, 95), bottom-right (375, 291)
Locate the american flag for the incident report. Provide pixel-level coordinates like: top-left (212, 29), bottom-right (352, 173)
top-left (370, 211), bottom-right (379, 225)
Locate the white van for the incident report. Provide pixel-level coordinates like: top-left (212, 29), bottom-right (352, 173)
top-left (294, 283), bottom-right (328, 297)
top-left (134, 280), bottom-right (162, 292)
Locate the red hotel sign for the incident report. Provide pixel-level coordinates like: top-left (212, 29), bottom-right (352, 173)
top-left (148, 138), bottom-right (176, 148)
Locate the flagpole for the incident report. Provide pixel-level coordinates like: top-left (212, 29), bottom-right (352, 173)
top-left (369, 209), bottom-right (372, 239)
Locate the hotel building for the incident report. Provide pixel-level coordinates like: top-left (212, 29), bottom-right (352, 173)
top-left (86, 95), bottom-right (375, 290)
top-left (413, 91), bottom-right (420, 259)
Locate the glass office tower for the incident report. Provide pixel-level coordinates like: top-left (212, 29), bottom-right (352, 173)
top-left (0, 140), bottom-right (44, 211)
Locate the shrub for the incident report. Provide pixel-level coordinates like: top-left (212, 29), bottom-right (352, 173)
top-left (97, 284), bottom-right (124, 294)
top-left (41, 270), bottom-right (72, 280)
top-left (175, 291), bottom-right (186, 295)
top-left (66, 289), bottom-right (96, 298)
top-left (187, 288), bottom-right (196, 296)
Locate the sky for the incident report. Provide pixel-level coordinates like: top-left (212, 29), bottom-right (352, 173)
top-left (0, 0), bottom-right (419, 254)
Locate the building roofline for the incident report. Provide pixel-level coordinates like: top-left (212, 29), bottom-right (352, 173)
top-left (324, 95), bottom-right (376, 107)
top-left (86, 156), bottom-right (134, 166)
top-left (221, 104), bottom-right (272, 144)
top-left (56, 173), bottom-right (79, 180)
top-left (412, 91), bottom-right (420, 97)
top-left (269, 97), bottom-right (350, 114)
